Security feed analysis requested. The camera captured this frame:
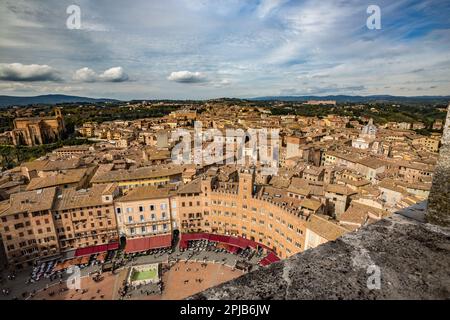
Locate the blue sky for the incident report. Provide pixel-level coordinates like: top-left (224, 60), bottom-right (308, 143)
top-left (0, 0), bottom-right (449, 99)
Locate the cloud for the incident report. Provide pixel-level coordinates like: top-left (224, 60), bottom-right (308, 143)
top-left (0, 63), bottom-right (61, 81)
top-left (73, 67), bottom-right (97, 82)
top-left (280, 84), bottom-right (366, 96)
top-left (1, 0), bottom-right (450, 98)
top-left (256, 0), bottom-right (288, 18)
top-left (99, 67), bottom-right (129, 82)
top-left (73, 66), bottom-right (129, 82)
top-left (167, 71), bottom-right (207, 83)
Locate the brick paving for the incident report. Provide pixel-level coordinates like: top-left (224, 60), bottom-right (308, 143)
top-left (30, 261), bottom-right (243, 300)
top-left (130, 261), bottom-right (244, 300)
top-left (32, 273), bottom-right (116, 300)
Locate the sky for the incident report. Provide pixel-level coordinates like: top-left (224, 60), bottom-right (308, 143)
top-left (0, 0), bottom-right (449, 100)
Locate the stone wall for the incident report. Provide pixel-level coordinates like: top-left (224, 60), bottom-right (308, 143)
top-left (427, 104), bottom-right (450, 227)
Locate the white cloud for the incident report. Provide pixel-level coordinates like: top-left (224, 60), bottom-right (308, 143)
top-left (73, 67), bottom-right (97, 82)
top-left (256, 0), bottom-right (288, 18)
top-left (167, 71), bottom-right (207, 83)
top-left (0, 63), bottom-right (61, 81)
top-left (99, 67), bottom-right (129, 82)
top-left (73, 66), bottom-right (129, 82)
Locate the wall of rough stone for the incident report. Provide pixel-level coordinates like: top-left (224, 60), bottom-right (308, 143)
top-left (427, 104), bottom-right (450, 227)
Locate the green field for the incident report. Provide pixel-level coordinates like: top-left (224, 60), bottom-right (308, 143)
top-left (131, 269), bottom-right (158, 281)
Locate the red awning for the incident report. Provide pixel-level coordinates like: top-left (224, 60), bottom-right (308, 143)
top-left (180, 233), bottom-right (208, 242)
top-left (178, 233), bottom-right (274, 252)
top-left (228, 237), bottom-right (241, 248)
top-left (259, 252), bottom-right (280, 266)
top-left (74, 242), bottom-right (119, 257)
top-left (259, 258), bottom-right (270, 266)
top-left (265, 252), bottom-right (280, 263)
top-left (125, 234), bottom-right (172, 253)
top-left (226, 244), bottom-right (240, 254)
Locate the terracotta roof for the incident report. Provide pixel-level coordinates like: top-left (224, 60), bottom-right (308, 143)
top-left (53, 184), bottom-right (117, 211)
top-left (116, 185), bottom-right (172, 202)
top-left (177, 178), bottom-right (202, 194)
top-left (340, 203), bottom-right (387, 226)
top-left (22, 159), bottom-right (81, 172)
top-left (356, 158), bottom-right (386, 169)
top-left (299, 198), bottom-right (322, 211)
top-left (378, 180), bottom-right (407, 194)
top-left (0, 187), bottom-right (57, 217)
top-left (91, 165), bottom-right (185, 183)
top-left (325, 184), bottom-right (356, 196)
top-left (307, 214), bottom-right (348, 241)
top-left (26, 167), bottom-right (91, 191)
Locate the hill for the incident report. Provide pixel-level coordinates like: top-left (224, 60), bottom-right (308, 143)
top-left (0, 94), bottom-right (118, 107)
top-left (250, 95), bottom-right (450, 104)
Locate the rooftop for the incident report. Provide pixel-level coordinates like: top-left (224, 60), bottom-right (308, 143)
top-left (26, 167), bottom-right (91, 191)
top-left (116, 185), bottom-right (174, 202)
top-left (91, 165), bottom-right (185, 183)
top-left (53, 183), bottom-right (117, 210)
top-left (0, 187), bottom-right (57, 217)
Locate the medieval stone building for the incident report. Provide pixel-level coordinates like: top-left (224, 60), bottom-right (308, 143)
top-left (10, 108), bottom-right (65, 146)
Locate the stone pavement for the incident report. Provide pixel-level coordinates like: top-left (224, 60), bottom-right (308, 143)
top-left (0, 242), bottom-right (261, 300)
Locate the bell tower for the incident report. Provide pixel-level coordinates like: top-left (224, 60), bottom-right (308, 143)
top-left (54, 107), bottom-right (63, 118)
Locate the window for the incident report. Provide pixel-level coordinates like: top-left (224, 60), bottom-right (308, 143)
top-left (130, 228), bottom-right (135, 234)
top-left (163, 224), bottom-right (168, 230)
top-left (160, 203), bottom-right (167, 210)
top-left (141, 226), bottom-right (146, 233)
top-left (139, 206), bottom-right (144, 212)
top-left (128, 216), bottom-right (133, 223)
top-left (116, 207), bottom-right (121, 214)
top-left (150, 205), bottom-right (155, 211)
top-left (151, 213), bottom-right (156, 220)
top-left (126, 207), bottom-right (133, 213)
top-left (140, 215), bottom-right (145, 222)
top-left (161, 212), bottom-right (166, 219)
top-left (152, 225), bottom-right (157, 232)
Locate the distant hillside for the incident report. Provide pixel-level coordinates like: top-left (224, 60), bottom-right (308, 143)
top-left (0, 94), bottom-right (118, 107)
top-left (250, 95), bottom-right (450, 104)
